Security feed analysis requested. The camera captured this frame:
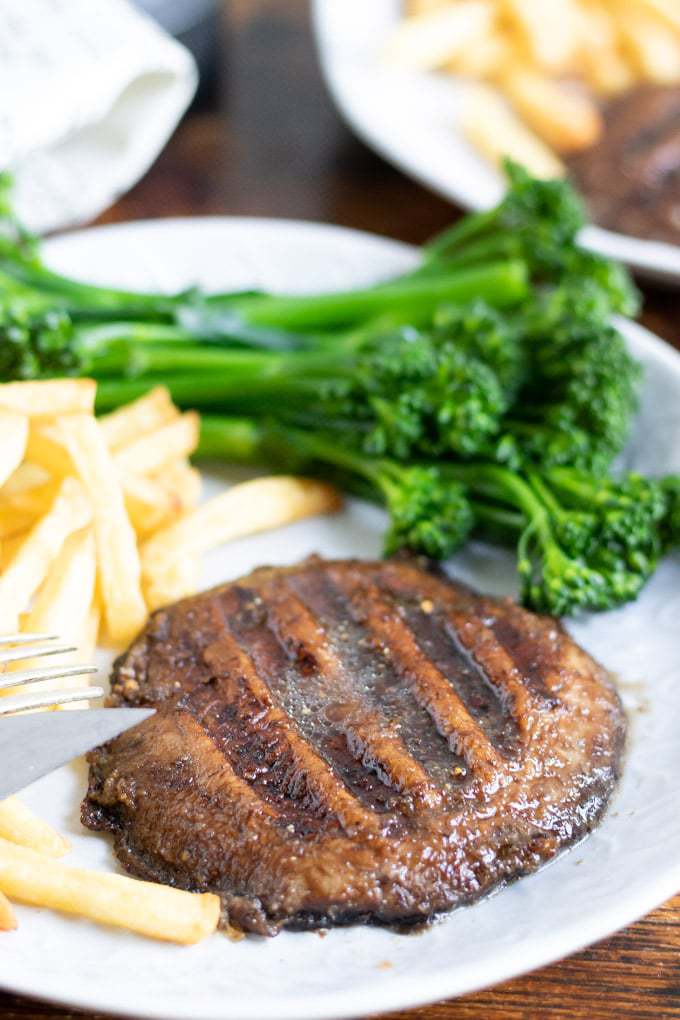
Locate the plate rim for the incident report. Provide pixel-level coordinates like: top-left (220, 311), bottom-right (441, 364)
top-left (1, 214), bottom-right (678, 1020)
top-left (311, 0), bottom-right (680, 285)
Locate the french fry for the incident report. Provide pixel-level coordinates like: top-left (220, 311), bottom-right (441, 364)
top-left (123, 473), bottom-right (181, 538)
top-left (114, 412), bottom-right (199, 477)
top-left (0, 797), bottom-right (69, 857)
top-left (157, 460), bottom-right (203, 511)
top-left (26, 421), bottom-right (191, 534)
top-left (0, 891), bottom-right (16, 931)
top-left (98, 386), bottom-right (177, 451)
top-left (141, 476), bottom-right (341, 609)
top-left (386, 0), bottom-right (495, 70)
top-left (1, 462), bottom-right (50, 498)
top-left (0, 480), bottom-right (60, 540)
top-left (143, 553), bottom-right (201, 612)
top-left (26, 529), bottom-right (96, 638)
top-left (626, 0), bottom-right (680, 35)
top-left (0, 533), bottom-right (27, 573)
top-left (125, 462), bottom-right (202, 539)
top-left (461, 82), bottom-right (565, 179)
top-left (405, 0), bottom-right (452, 15)
top-left (0, 412), bottom-right (28, 488)
top-left (0, 380), bottom-right (95, 417)
top-left (20, 529), bottom-right (98, 706)
top-left (0, 477), bottom-right (91, 633)
top-left (447, 29), bottom-right (512, 79)
top-left (58, 415), bottom-right (147, 646)
top-left (0, 837), bottom-right (220, 944)
top-left (577, 2), bottom-right (636, 96)
top-left (25, 422), bottom-right (74, 476)
top-left (616, 5), bottom-right (680, 83)
top-left (502, 67), bottom-right (603, 152)
top-left (502, 0), bottom-right (580, 72)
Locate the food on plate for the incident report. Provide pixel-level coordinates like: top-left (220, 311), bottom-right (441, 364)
top-left (0, 374), bottom-right (340, 688)
top-left (0, 837), bottom-right (220, 944)
top-left (0, 796), bottom-right (70, 858)
top-left (390, 0), bottom-right (680, 241)
top-left (568, 86), bottom-right (680, 246)
top-left (460, 83), bottom-right (565, 180)
top-left (0, 167), bottom-right (678, 615)
top-left (0, 378), bottom-right (201, 693)
top-left (198, 417), bottom-right (676, 618)
top-left (141, 475), bottom-right (341, 610)
top-left (0, 380), bottom-right (341, 941)
top-left (0, 892), bottom-right (16, 932)
top-left (58, 414), bottom-right (149, 646)
top-left (83, 556), bottom-right (626, 935)
top-left (0, 785), bottom-right (219, 943)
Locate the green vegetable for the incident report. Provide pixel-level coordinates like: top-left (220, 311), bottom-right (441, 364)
top-left (199, 415), bottom-right (677, 617)
top-left (442, 464), bottom-right (670, 616)
top-left (198, 417), bottom-right (473, 560)
top-left (0, 163), bottom-right (673, 619)
top-left (93, 328), bottom-right (510, 461)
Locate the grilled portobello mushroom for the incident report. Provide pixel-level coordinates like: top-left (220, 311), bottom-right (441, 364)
top-left (83, 556), bottom-right (625, 935)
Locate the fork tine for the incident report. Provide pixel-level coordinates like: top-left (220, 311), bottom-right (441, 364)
top-left (0, 643), bottom-right (77, 666)
top-left (0, 685), bottom-right (105, 715)
top-left (0, 664), bottom-right (98, 691)
top-left (0, 633), bottom-right (60, 647)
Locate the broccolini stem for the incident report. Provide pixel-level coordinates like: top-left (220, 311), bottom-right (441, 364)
top-left (231, 261), bottom-right (528, 330)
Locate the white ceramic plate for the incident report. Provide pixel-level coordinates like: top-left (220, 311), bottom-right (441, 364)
top-left (3, 217), bottom-right (680, 1020)
top-left (312, 0), bottom-right (680, 284)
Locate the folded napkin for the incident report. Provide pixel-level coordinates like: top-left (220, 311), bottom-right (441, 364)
top-left (0, 0), bottom-right (198, 233)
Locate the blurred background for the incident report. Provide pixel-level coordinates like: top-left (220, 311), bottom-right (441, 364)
top-left (110, 0), bottom-right (456, 242)
top-left (124, 0), bottom-right (680, 337)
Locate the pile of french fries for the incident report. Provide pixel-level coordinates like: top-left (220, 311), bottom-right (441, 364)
top-left (0, 797), bottom-right (220, 943)
top-left (0, 376), bottom-right (341, 941)
top-left (389, 0), bottom-right (680, 178)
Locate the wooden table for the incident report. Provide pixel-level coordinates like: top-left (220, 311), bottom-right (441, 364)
top-left (4, 3), bottom-right (680, 1019)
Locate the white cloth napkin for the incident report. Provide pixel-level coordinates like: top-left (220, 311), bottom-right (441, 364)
top-left (0, 0), bottom-right (198, 233)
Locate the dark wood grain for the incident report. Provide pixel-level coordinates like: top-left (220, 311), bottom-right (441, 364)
top-left (5, 2), bottom-right (680, 1018)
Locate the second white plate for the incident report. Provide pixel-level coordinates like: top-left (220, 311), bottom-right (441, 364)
top-left (312, 0), bottom-right (680, 284)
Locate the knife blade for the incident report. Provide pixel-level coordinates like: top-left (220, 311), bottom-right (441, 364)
top-left (0, 708), bottom-right (154, 800)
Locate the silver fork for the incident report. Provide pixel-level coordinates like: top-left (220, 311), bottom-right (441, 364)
top-left (0, 633), bottom-right (102, 714)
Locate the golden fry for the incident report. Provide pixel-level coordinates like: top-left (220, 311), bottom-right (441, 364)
top-left (98, 386), bottom-right (177, 451)
top-left (386, 0), bottom-right (495, 70)
top-left (0, 480), bottom-right (60, 540)
top-left (1, 462), bottom-right (50, 498)
top-left (114, 412), bottom-right (199, 477)
top-left (501, 0), bottom-right (580, 71)
top-left (141, 476), bottom-right (341, 610)
top-left (20, 529), bottom-right (98, 706)
top-left (447, 29), bottom-right (512, 79)
top-left (502, 67), bottom-right (602, 152)
top-left (616, 6), bottom-right (680, 83)
top-left (0, 891), bottom-right (16, 931)
top-left (0, 380), bottom-right (95, 417)
top-left (461, 83), bottom-right (565, 179)
top-left (0, 797), bottom-right (70, 858)
top-left (0, 412), bottom-right (28, 488)
top-left (577, 2), bottom-right (636, 95)
top-left (405, 0), bottom-right (452, 15)
top-left (125, 462), bottom-right (202, 539)
top-left (25, 422), bottom-right (74, 476)
top-left (143, 553), bottom-right (201, 612)
top-left (0, 837), bottom-right (220, 944)
top-left (627, 0), bottom-right (680, 35)
top-left (0, 477), bottom-right (91, 634)
top-left (58, 415), bottom-right (147, 646)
